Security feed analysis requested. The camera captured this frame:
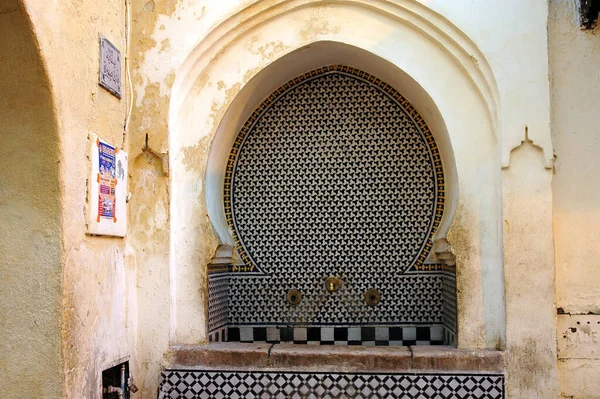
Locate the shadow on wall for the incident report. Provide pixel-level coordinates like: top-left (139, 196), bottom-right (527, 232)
top-left (0, 1), bottom-right (62, 397)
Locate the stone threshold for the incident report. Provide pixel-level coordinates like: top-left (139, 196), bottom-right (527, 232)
top-left (167, 343), bottom-right (503, 373)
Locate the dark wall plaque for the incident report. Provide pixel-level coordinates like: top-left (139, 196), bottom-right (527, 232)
top-left (99, 36), bottom-right (122, 98)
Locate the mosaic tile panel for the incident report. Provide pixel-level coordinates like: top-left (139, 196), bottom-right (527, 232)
top-left (225, 65), bottom-right (446, 326)
top-left (229, 273), bottom-right (443, 325)
top-left (159, 370), bottom-right (505, 399)
top-left (227, 325), bottom-right (445, 346)
top-left (208, 273), bottom-right (229, 334)
top-left (441, 272), bottom-right (457, 345)
top-left (225, 65), bottom-right (445, 275)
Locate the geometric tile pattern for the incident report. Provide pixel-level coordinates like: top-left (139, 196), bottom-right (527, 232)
top-left (441, 273), bottom-right (457, 346)
top-left (159, 370), bottom-right (504, 399)
top-left (225, 65), bottom-right (444, 275)
top-left (229, 274), bottom-right (444, 325)
top-left (225, 65), bottom-right (446, 327)
top-left (226, 324), bottom-right (445, 346)
top-left (208, 274), bottom-right (229, 333)
top-left (207, 64), bottom-right (459, 339)
top-left (208, 327), bottom-right (227, 344)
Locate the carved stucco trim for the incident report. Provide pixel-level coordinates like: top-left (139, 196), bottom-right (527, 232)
top-left (501, 127), bottom-right (555, 170)
top-left (432, 238), bottom-right (456, 267)
top-left (171, 0), bottom-right (501, 133)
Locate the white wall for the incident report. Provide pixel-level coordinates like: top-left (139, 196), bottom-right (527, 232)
top-left (550, 0), bottom-right (600, 397)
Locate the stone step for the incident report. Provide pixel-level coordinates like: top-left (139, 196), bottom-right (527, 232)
top-left (159, 344), bottom-right (505, 398)
top-left (167, 343), bottom-right (503, 373)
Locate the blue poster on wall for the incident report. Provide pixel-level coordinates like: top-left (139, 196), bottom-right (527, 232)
top-left (98, 141), bottom-right (117, 221)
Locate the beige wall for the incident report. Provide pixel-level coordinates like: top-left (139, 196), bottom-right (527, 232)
top-left (550, 0), bottom-right (600, 397)
top-left (0, 1), bottom-right (62, 397)
top-left (4, 0), bottom-right (600, 397)
top-left (503, 142), bottom-right (558, 398)
top-left (133, 0), bottom-right (557, 396)
top-left (20, 0), bottom-right (136, 397)
top-left (0, 0), bottom-right (169, 397)
top-left (127, 2), bottom-right (174, 397)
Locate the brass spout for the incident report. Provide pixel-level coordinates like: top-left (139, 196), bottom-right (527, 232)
top-left (325, 277), bottom-right (342, 292)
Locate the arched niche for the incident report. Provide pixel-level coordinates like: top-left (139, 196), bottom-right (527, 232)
top-left (206, 42), bottom-right (458, 254)
top-left (208, 55), bottom-right (460, 346)
top-left (169, 0), bottom-right (504, 350)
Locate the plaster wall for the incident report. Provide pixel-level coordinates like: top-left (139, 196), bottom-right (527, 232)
top-left (169, 0), bottom-right (501, 351)
top-left (549, 0), bottom-right (600, 397)
top-left (1, 0), bottom-right (563, 397)
top-left (20, 0), bottom-right (137, 397)
top-left (0, 2), bottom-right (62, 397)
top-left (130, 0), bottom-right (557, 397)
top-left (502, 143), bottom-right (558, 398)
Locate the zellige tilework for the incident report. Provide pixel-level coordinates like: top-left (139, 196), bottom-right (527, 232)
top-left (159, 370), bottom-right (505, 399)
top-left (225, 65), bottom-right (446, 326)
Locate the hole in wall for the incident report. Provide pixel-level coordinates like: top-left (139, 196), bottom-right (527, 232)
top-left (102, 362), bottom-right (134, 399)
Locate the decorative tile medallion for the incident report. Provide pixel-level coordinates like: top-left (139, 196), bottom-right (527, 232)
top-left (225, 64), bottom-right (444, 276)
top-left (159, 370), bottom-right (505, 399)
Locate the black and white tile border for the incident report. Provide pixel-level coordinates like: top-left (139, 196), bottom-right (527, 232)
top-left (225, 325), bottom-right (445, 346)
top-left (159, 370), bottom-right (504, 399)
top-left (208, 327), bottom-right (228, 344)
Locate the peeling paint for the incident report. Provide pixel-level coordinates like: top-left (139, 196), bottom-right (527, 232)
top-left (181, 136), bottom-right (211, 173)
top-left (6, 0), bottom-right (594, 398)
top-left (300, 15), bottom-right (341, 39)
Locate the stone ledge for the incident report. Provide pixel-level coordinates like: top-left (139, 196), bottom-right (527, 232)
top-left (168, 343), bottom-right (503, 373)
top-left (411, 346), bottom-right (503, 371)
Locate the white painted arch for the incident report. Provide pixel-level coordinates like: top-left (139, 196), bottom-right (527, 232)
top-left (205, 41), bottom-right (459, 251)
top-left (169, 0), bottom-right (505, 349)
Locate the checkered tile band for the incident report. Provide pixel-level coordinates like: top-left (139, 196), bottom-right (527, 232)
top-left (222, 325), bottom-right (446, 346)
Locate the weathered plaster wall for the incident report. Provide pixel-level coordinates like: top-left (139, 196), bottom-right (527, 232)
top-left (549, 0), bottom-right (600, 397)
top-left (21, 0), bottom-right (136, 397)
top-left (0, 1), bottom-right (62, 397)
top-left (129, 0), bottom-right (559, 397)
top-left (502, 141), bottom-right (559, 398)
top-left (128, 2), bottom-right (178, 397)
